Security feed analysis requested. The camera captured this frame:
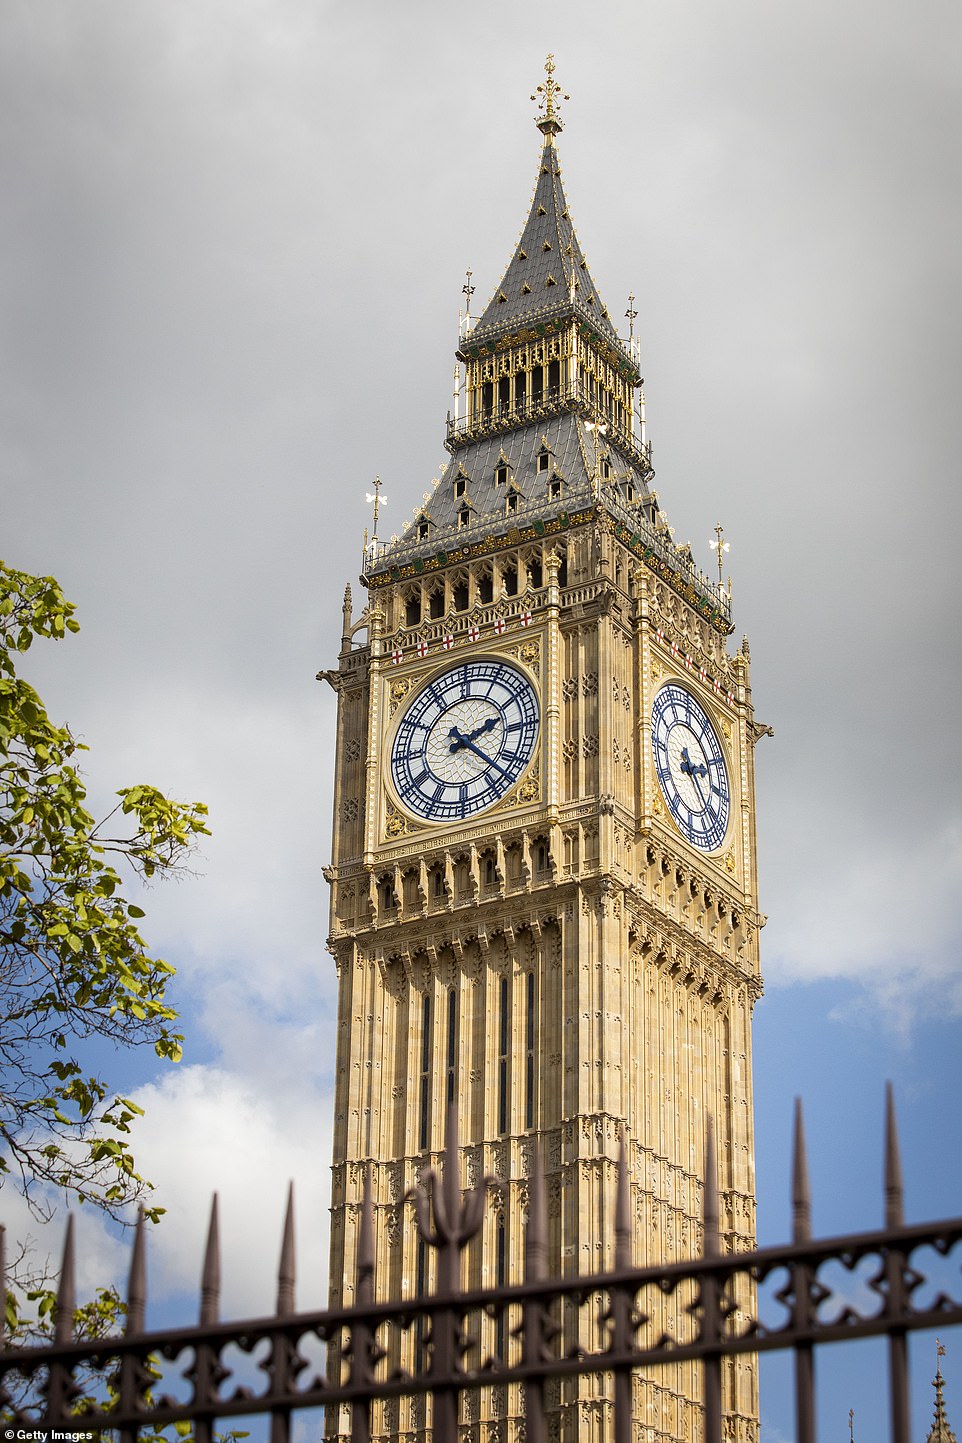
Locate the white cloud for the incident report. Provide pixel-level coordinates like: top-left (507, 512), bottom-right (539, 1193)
top-left (130, 1063), bottom-right (333, 1319)
top-left (762, 814), bottom-right (962, 1019)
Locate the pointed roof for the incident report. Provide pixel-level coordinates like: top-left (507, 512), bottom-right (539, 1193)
top-left (469, 134), bottom-right (620, 349)
top-left (928, 1345), bottom-right (958, 1443)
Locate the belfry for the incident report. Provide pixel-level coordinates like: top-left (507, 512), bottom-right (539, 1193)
top-left (322, 59), bottom-right (763, 1443)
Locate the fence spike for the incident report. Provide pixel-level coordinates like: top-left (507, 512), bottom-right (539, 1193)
top-left (703, 1114), bottom-right (719, 1259)
top-left (442, 1100), bottom-right (460, 1234)
top-left (615, 1128), bottom-right (632, 1271)
top-left (200, 1194), bottom-right (221, 1326)
top-left (54, 1214), bottom-right (76, 1343)
top-left (125, 1207), bottom-right (147, 1336)
top-left (356, 1167), bottom-right (374, 1308)
top-left (884, 1081), bottom-right (904, 1229)
top-left (276, 1182), bottom-right (296, 1317)
top-left (791, 1098), bottom-right (812, 1243)
top-left (526, 1146), bottom-right (547, 1282)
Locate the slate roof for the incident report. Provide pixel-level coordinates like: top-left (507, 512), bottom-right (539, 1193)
top-left (467, 136), bottom-right (624, 356)
top-left (382, 413), bottom-right (656, 572)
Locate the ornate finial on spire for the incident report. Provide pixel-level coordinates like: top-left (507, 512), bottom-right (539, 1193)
top-left (463, 268), bottom-right (475, 316)
top-left (365, 476), bottom-right (387, 540)
top-left (625, 293), bottom-right (638, 343)
top-left (709, 523), bottom-right (730, 589)
top-left (929, 1339), bottom-right (959, 1443)
top-left (532, 54), bottom-right (569, 138)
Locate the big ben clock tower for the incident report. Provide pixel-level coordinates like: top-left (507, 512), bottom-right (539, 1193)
top-left (322, 59), bottom-right (763, 1443)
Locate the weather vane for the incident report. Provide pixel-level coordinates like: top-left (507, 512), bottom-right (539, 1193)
top-left (532, 54), bottom-right (569, 135)
top-left (625, 293), bottom-right (638, 344)
top-left (462, 268), bottom-right (475, 317)
top-left (709, 522), bottom-right (730, 588)
top-left (365, 476), bottom-right (387, 542)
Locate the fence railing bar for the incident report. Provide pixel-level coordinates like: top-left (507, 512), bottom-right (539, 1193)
top-left (53, 1213), bottom-right (75, 1345)
top-left (884, 1084), bottom-right (911, 1443)
top-left (271, 1182), bottom-right (297, 1443)
top-left (45, 1213), bottom-right (77, 1429)
top-left (612, 1130), bottom-right (632, 1443)
top-left (347, 1165), bottom-right (375, 1443)
top-left (6, 1212), bottom-right (959, 1379)
top-left (193, 1194), bottom-right (223, 1443)
top-left (523, 1144), bottom-right (548, 1443)
top-left (125, 1205), bottom-right (147, 1337)
top-left (702, 1116), bottom-right (722, 1443)
top-left (200, 1193), bottom-right (221, 1327)
top-left (118, 1207), bottom-right (147, 1443)
top-left (429, 1106), bottom-right (461, 1443)
top-left (791, 1098), bottom-right (816, 1443)
top-left (277, 1182), bottom-right (296, 1317)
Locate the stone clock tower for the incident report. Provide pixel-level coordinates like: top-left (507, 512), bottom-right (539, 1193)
top-left (321, 61), bottom-right (763, 1443)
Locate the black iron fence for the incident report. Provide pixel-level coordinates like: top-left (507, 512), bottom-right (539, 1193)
top-left (1, 1086), bottom-right (960, 1443)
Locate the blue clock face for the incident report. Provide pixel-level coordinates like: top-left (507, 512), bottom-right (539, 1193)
top-left (390, 659), bottom-right (540, 822)
top-left (651, 683), bottom-right (730, 851)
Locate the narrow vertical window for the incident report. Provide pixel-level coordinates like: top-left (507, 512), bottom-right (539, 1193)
top-left (525, 972), bottom-right (535, 1129)
top-left (498, 975), bottom-right (509, 1134)
top-left (419, 992), bottom-right (431, 1151)
top-left (446, 986), bottom-right (457, 1106)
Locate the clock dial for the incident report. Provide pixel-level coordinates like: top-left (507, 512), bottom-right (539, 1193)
top-left (390, 659), bottom-right (539, 822)
top-left (651, 683), bottom-right (730, 851)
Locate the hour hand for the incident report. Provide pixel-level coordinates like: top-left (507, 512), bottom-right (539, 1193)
top-left (465, 716), bottom-right (497, 744)
top-left (680, 746), bottom-right (707, 779)
top-left (449, 717), bottom-right (497, 752)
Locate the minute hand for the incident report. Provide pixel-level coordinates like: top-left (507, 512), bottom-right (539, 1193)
top-left (454, 733), bottom-right (515, 783)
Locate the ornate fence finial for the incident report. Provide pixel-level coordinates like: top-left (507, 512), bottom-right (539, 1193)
top-left (125, 1207), bottom-right (147, 1336)
top-left (200, 1194), bottom-right (221, 1326)
top-left (884, 1081), bottom-right (904, 1229)
top-left (276, 1183), bottom-right (296, 1317)
top-left (703, 1115), bottom-right (719, 1260)
top-left (409, 1104), bottom-right (494, 1294)
top-left (792, 1097), bottom-right (812, 1243)
top-left (615, 1128), bottom-right (632, 1271)
top-left (54, 1214), bottom-right (76, 1344)
top-left (357, 1167), bottom-right (375, 1308)
top-left (526, 1146), bottom-right (548, 1283)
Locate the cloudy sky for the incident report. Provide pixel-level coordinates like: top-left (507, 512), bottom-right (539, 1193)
top-left (2, 0), bottom-right (960, 1435)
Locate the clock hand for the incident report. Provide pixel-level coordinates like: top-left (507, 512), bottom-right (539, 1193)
top-left (678, 744), bottom-right (710, 806)
top-left (449, 717), bottom-right (498, 752)
top-left (453, 733), bottom-right (516, 782)
top-left (679, 745), bottom-right (708, 780)
top-left (465, 716), bottom-right (498, 744)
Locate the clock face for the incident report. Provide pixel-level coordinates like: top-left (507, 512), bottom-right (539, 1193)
top-left (651, 683), bottom-right (730, 851)
top-left (390, 658), bottom-right (540, 822)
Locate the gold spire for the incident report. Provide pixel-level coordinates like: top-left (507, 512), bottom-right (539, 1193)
top-left (532, 54), bottom-right (569, 138)
top-left (929, 1339), bottom-right (958, 1443)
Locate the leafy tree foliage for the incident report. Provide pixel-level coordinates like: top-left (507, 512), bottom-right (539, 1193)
top-left (0, 561), bottom-right (209, 1224)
